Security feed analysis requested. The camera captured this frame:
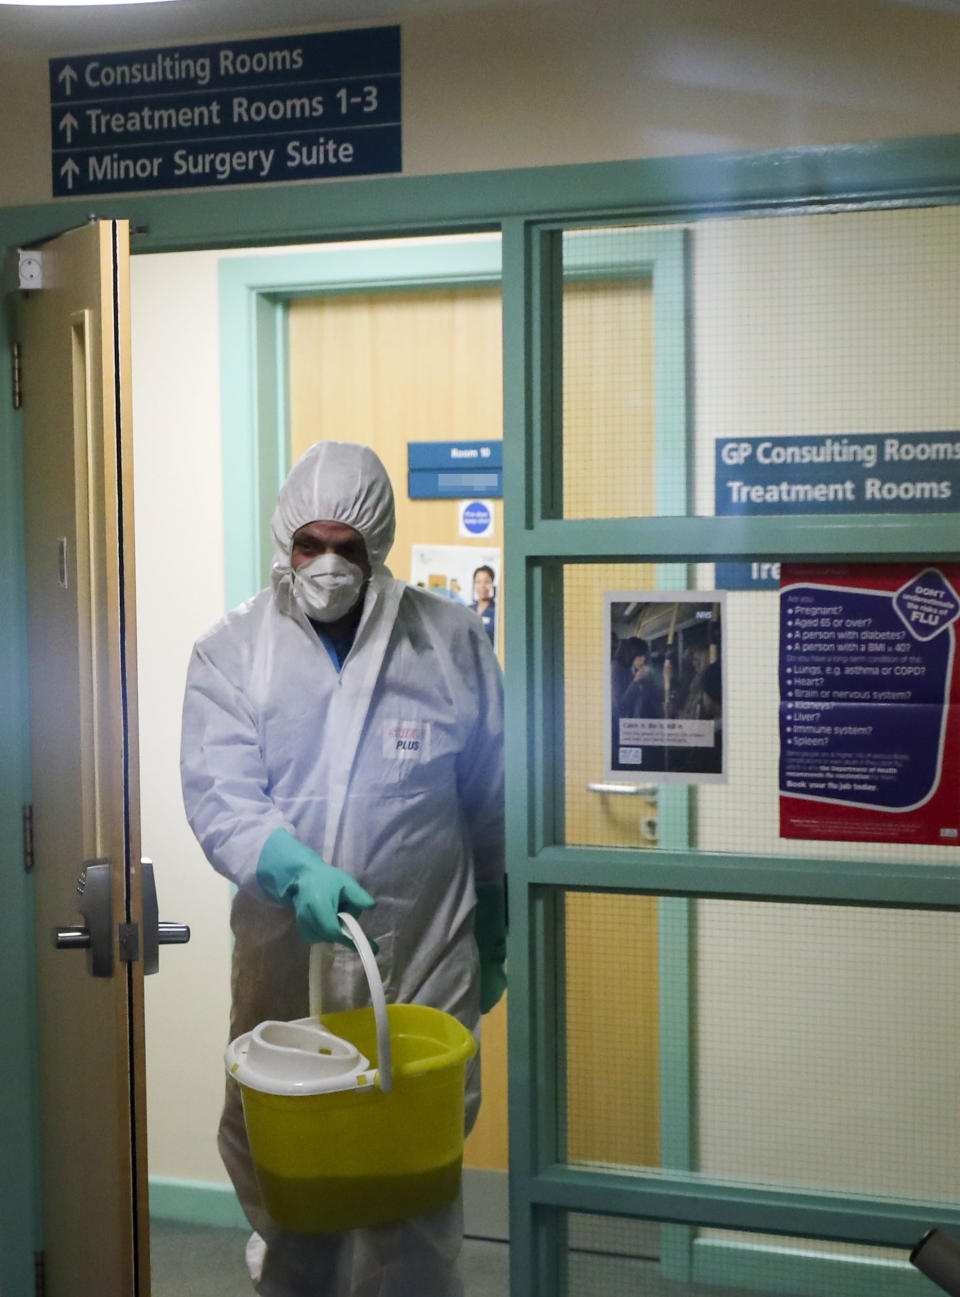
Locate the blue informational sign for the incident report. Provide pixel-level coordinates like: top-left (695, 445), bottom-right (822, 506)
top-left (715, 561), bottom-right (782, 591)
top-left (408, 441), bottom-right (502, 469)
top-left (462, 501), bottom-right (493, 534)
top-left (715, 431), bottom-right (960, 589)
top-left (408, 441), bottom-right (503, 499)
top-left (717, 430), bottom-right (960, 515)
top-left (49, 27), bottom-right (400, 196)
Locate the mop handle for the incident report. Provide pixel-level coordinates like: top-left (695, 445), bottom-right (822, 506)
top-left (320, 912), bottom-right (392, 1094)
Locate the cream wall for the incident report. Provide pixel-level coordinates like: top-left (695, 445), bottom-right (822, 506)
top-left (133, 240), bottom-right (327, 1181)
top-left (132, 247), bottom-right (232, 1182)
top-left (5, 0), bottom-right (960, 208)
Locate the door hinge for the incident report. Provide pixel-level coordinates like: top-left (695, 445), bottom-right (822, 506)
top-left (12, 342), bottom-right (22, 410)
top-left (34, 1249), bottom-right (46, 1297)
top-left (22, 803), bottom-right (34, 873)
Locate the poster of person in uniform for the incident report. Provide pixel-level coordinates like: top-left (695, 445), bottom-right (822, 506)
top-left (605, 591), bottom-right (727, 784)
top-left (410, 544), bottom-right (500, 649)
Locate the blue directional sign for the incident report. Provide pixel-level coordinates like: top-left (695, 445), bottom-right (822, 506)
top-left (50, 27), bottom-right (401, 196)
top-left (407, 441), bottom-right (503, 499)
top-left (716, 431), bottom-right (960, 517)
top-left (715, 430), bottom-right (960, 589)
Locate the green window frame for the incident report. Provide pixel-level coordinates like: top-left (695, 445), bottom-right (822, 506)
top-left (503, 216), bottom-right (960, 1297)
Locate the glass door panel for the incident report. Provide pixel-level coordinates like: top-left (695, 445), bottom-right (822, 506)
top-left (510, 199), bottom-right (960, 1297)
top-left (559, 1213), bottom-right (915, 1297)
top-left (558, 206), bottom-right (960, 524)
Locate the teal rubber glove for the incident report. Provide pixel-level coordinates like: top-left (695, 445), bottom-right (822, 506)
top-left (474, 881), bottom-right (507, 1014)
top-left (257, 827), bottom-right (375, 947)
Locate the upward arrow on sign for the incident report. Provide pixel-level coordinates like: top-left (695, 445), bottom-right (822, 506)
top-left (58, 112), bottom-right (78, 142)
top-left (59, 158), bottom-right (80, 189)
top-left (57, 65), bottom-right (78, 95)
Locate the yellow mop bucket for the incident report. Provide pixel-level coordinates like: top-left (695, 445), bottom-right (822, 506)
top-left (224, 912), bottom-right (477, 1234)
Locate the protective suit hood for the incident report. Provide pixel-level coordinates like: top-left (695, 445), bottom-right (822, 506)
top-left (270, 441), bottom-right (396, 594)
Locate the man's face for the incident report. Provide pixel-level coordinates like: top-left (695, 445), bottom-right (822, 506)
top-left (291, 520), bottom-right (371, 581)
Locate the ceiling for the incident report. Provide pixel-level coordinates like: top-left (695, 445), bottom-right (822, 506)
top-left (2, 0), bottom-right (958, 59)
top-left (0, 0), bottom-right (562, 58)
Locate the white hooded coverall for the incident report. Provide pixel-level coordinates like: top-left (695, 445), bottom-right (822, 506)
top-left (180, 442), bottom-right (505, 1296)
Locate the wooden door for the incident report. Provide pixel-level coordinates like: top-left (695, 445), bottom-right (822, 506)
top-left (287, 273), bottom-right (662, 1178)
top-left (287, 283), bottom-right (509, 1169)
top-left (19, 219), bottom-right (149, 1296)
top-left (562, 277), bottom-right (661, 1168)
top-left (287, 284), bottom-right (504, 594)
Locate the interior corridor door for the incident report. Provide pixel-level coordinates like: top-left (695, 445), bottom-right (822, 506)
top-left (286, 282), bottom-right (511, 1170)
top-left (19, 219), bottom-right (150, 1296)
top-left (285, 271), bottom-right (664, 1181)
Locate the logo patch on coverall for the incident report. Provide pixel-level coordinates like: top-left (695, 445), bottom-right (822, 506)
top-left (383, 721), bottom-right (431, 759)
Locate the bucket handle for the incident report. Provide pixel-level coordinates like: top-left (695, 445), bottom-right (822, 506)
top-left (310, 912), bottom-right (393, 1094)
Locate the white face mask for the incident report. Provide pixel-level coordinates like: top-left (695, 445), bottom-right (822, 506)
top-left (293, 553), bottom-right (367, 622)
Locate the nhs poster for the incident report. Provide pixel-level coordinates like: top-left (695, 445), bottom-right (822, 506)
top-left (606, 591), bottom-right (726, 785)
top-left (779, 563), bottom-right (960, 846)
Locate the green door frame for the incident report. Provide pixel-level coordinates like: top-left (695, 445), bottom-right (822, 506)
top-left (217, 236), bottom-right (503, 605)
top-left (216, 229), bottom-right (693, 1261)
top-left (5, 138), bottom-right (960, 1296)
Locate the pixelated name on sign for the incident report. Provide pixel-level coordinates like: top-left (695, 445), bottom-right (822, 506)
top-left (49, 26), bottom-right (400, 196)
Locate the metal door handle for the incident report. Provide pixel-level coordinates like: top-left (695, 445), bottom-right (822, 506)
top-left (55, 860), bottom-right (113, 976)
top-left (55, 926), bottom-right (93, 950)
top-left (586, 782), bottom-right (659, 798)
top-left (55, 859), bottom-right (190, 975)
top-left (141, 859), bottom-right (190, 975)
top-left (158, 921), bottom-right (190, 946)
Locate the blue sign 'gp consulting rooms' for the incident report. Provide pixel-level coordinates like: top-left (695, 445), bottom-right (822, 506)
top-left (49, 27), bottom-right (401, 196)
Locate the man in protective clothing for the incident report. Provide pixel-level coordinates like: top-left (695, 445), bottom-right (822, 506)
top-left (180, 441), bottom-right (506, 1295)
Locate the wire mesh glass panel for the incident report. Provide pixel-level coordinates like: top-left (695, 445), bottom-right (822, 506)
top-left (564, 563), bottom-right (662, 850)
top-left (562, 1213), bottom-right (916, 1297)
top-left (561, 562), bottom-right (960, 866)
top-left (561, 205), bottom-right (960, 522)
top-left (695, 901), bottom-right (960, 1201)
top-left (562, 560), bottom-right (717, 852)
top-left (562, 891), bottom-right (960, 1209)
top-left (565, 893), bottom-right (661, 1169)
top-left (694, 572), bottom-right (960, 865)
top-left (696, 205), bottom-right (960, 523)
top-left (561, 232), bottom-right (658, 520)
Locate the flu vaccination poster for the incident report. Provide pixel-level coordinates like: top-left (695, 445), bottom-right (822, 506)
top-left (779, 563), bottom-right (960, 845)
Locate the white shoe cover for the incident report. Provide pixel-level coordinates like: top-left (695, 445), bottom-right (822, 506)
top-left (245, 1231), bottom-right (267, 1284)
